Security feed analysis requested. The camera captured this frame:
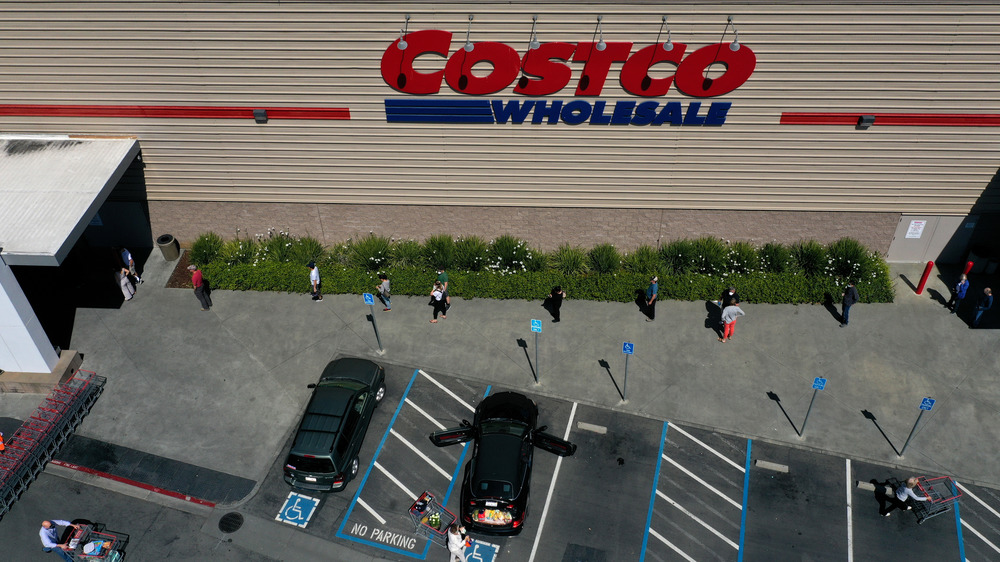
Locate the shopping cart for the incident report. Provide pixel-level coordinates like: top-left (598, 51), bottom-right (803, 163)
top-left (889, 476), bottom-right (962, 524)
top-left (408, 491), bottom-right (457, 547)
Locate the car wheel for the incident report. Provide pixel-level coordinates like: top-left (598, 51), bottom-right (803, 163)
top-left (375, 382), bottom-right (386, 404)
top-left (349, 457), bottom-right (359, 479)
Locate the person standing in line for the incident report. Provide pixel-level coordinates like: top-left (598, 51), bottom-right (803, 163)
top-left (308, 261), bottom-right (323, 302)
top-left (840, 281), bottom-right (859, 327)
top-left (644, 276), bottom-right (658, 322)
top-left (946, 273), bottom-right (969, 314)
top-left (39, 519), bottom-right (81, 561)
top-left (447, 523), bottom-right (468, 562)
top-left (880, 477), bottom-right (929, 517)
top-left (717, 286), bottom-right (740, 308)
top-left (120, 247), bottom-right (142, 284)
top-left (118, 267), bottom-right (135, 301)
top-left (436, 268), bottom-right (451, 310)
top-left (549, 286), bottom-right (566, 322)
top-left (376, 273), bottom-right (391, 311)
top-left (973, 287), bottom-right (993, 328)
top-left (429, 281), bottom-right (447, 323)
top-left (719, 299), bottom-right (745, 343)
top-left (188, 264), bottom-right (212, 310)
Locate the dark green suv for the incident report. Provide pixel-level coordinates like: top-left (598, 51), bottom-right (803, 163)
top-left (283, 357), bottom-right (386, 492)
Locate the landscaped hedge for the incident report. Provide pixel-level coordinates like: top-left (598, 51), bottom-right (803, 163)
top-left (192, 231), bottom-right (894, 304)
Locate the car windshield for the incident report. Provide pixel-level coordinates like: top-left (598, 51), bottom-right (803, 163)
top-left (286, 454), bottom-right (335, 474)
top-left (317, 380), bottom-right (366, 391)
top-left (479, 419), bottom-right (529, 438)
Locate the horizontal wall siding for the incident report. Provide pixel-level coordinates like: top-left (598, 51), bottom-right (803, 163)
top-left (1, 2), bottom-right (999, 214)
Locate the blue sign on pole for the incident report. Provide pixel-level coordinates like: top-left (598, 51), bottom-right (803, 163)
top-left (531, 319), bottom-right (542, 333)
top-left (919, 397), bottom-right (936, 411)
top-left (363, 292), bottom-right (375, 305)
top-left (466, 538), bottom-right (501, 562)
top-left (812, 378), bottom-right (827, 390)
top-left (276, 491), bottom-right (321, 528)
top-left (622, 342), bottom-right (634, 355)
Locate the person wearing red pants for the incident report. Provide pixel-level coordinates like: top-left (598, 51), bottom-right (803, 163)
top-left (719, 299), bottom-right (745, 342)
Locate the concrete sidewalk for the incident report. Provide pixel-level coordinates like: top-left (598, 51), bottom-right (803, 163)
top-left (11, 250), bottom-right (1000, 502)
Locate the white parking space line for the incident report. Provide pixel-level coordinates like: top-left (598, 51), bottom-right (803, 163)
top-left (662, 454), bottom-right (742, 509)
top-left (961, 520), bottom-right (1000, 555)
top-left (846, 459), bottom-right (854, 562)
top-left (528, 401), bottom-right (578, 562)
top-left (374, 461), bottom-right (417, 501)
top-left (956, 482), bottom-right (1000, 521)
top-left (419, 370), bottom-right (475, 412)
top-left (669, 424), bottom-right (745, 473)
top-left (390, 428), bottom-right (452, 480)
top-left (356, 497), bottom-right (387, 525)
top-left (657, 490), bottom-right (738, 549)
top-left (649, 528), bottom-right (697, 562)
top-left (405, 397), bottom-right (447, 431)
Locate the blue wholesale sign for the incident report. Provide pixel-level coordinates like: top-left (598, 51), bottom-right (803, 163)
top-left (812, 378), bottom-right (827, 390)
top-left (276, 491), bottom-right (321, 528)
top-left (363, 292), bottom-right (375, 305)
top-left (531, 319), bottom-right (542, 333)
top-left (920, 397), bottom-right (936, 411)
top-left (466, 538), bottom-right (501, 562)
top-left (622, 342), bottom-right (634, 355)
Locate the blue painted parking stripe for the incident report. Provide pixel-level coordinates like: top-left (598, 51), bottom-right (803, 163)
top-left (418, 384), bottom-right (491, 559)
top-left (737, 439), bottom-right (752, 562)
top-left (336, 368), bottom-right (421, 558)
top-left (639, 421), bottom-right (669, 562)
top-left (953, 481), bottom-right (965, 562)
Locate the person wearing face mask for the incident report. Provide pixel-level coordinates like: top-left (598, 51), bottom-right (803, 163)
top-left (717, 286), bottom-right (740, 308)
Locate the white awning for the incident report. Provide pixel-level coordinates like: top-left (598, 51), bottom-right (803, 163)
top-left (0, 134), bottom-right (140, 266)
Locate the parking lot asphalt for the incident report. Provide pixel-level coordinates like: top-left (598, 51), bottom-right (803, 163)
top-left (4, 249), bottom-right (1000, 560)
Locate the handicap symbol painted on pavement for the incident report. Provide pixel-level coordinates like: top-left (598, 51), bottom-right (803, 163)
top-left (363, 292), bottom-right (375, 305)
top-left (812, 377), bottom-right (827, 390)
top-left (466, 538), bottom-right (501, 562)
top-left (919, 397), bottom-right (936, 411)
top-left (276, 491), bottom-right (321, 528)
top-left (622, 342), bottom-right (634, 355)
top-left (531, 319), bottom-right (542, 333)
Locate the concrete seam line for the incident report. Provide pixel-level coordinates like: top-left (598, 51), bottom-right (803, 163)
top-left (753, 459), bottom-right (789, 473)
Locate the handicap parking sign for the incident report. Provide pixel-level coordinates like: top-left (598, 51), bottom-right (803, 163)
top-left (622, 342), bottom-right (634, 355)
top-left (466, 538), bottom-right (501, 562)
top-left (919, 397), bottom-right (935, 411)
top-left (812, 378), bottom-right (827, 390)
top-left (363, 292), bottom-right (375, 305)
top-left (276, 491), bottom-right (321, 528)
top-left (531, 319), bottom-right (542, 333)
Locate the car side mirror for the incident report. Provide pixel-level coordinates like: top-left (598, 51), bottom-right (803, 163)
top-left (536, 425), bottom-right (548, 433)
top-left (461, 420), bottom-right (471, 427)
top-left (307, 383), bottom-right (317, 389)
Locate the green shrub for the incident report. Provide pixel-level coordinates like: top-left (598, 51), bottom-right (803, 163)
top-left (189, 232), bottom-right (223, 266)
top-left (660, 239), bottom-right (698, 274)
top-left (257, 229), bottom-right (296, 263)
top-left (792, 240), bottom-right (826, 276)
top-left (760, 242), bottom-right (792, 273)
top-left (424, 234), bottom-right (455, 270)
top-left (622, 245), bottom-right (660, 275)
top-left (551, 244), bottom-right (589, 275)
top-left (454, 236), bottom-right (489, 272)
top-left (726, 241), bottom-right (759, 274)
top-left (219, 236), bottom-right (258, 266)
top-left (390, 239), bottom-right (424, 268)
top-left (489, 235), bottom-right (533, 273)
top-left (692, 237), bottom-right (727, 274)
top-left (348, 233), bottom-right (391, 271)
top-left (289, 236), bottom-right (325, 265)
top-left (589, 243), bottom-right (621, 274)
top-left (827, 237), bottom-right (871, 280)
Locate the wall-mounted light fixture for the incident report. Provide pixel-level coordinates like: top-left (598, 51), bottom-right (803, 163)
top-left (857, 115), bottom-right (876, 129)
top-left (728, 16), bottom-right (741, 51)
top-left (397, 14), bottom-right (411, 50)
top-left (463, 15), bottom-right (475, 52)
top-left (657, 15), bottom-right (674, 51)
top-left (253, 109), bottom-right (268, 124)
top-left (528, 14), bottom-right (540, 50)
top-left (596, 15), bottom-right (607, 51)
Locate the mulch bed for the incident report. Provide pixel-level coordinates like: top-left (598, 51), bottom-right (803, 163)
top-left (165, 252), bottom-right (194, 289)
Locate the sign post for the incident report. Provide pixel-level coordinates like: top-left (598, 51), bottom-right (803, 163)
top-left (900, 397), bottom-right (935, 457)
top-left (530, 319), bottom-right (542, 384)
top-left (363, 293), bottom-right (384, 353)
top-left (799, 377), bottom-right (826, 436)
top-left (621, 342), bottom-right (634, 402)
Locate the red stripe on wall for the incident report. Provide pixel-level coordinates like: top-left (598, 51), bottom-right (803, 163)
top-left (0, 104), bottom-right (350, 120)
top-left (780, 112), bottom-right (1000, 126)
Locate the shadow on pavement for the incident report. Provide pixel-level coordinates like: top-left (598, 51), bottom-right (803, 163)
top-left (766, 391), bottom-right (801, 436)
top-left (822, 292), bottom-right (842, 323)
top-left (862, 409), bottom-right (901, 456)
top-left (898, 274), bottom-right (917, 293)
top-left (516, 338), bottom-right (537, 383)
top-left (598, 359), bottom-right (624, 401)
top-left (704, 301), bottom-right (723, 337)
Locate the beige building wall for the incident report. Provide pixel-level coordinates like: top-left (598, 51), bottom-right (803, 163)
top-left (1, 1), bottom-right (998, 250)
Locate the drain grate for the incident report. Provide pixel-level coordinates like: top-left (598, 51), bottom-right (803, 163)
top-left (218, 512), bottom-right (244, 533)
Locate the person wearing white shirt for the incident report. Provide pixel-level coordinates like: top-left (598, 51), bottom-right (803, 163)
top-left (880, 477), bottom-right (929, 517)
top-left (39, 519), bottom-right (81, 561)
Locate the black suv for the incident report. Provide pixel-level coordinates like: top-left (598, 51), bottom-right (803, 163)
top-left (429, 391), bottom-right (576, 535)
top-left (283, 357), bottom-right (386, 492)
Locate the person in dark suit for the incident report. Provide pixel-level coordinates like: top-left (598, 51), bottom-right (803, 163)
top-left (549, 286), bottom-right (566, 322)
top-left (840, 281), bottom-right (859, 327)
top-left (973, 287), bottom-right (993, 328)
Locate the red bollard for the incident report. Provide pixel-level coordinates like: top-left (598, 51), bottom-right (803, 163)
top-left (963, 260), bottom-right (974, 275)
top-left (915, 261), bottom-right (934, 295)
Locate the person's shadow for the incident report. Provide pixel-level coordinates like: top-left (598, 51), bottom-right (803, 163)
top-left (823, 292), bottom-right (843, 323)
top-left (634, 289), bottom-right (650, 319)
top-left (870, 479), bottom-right (901, 516)
top-left (704, 301), bottom-right (723, 337)
top-left (541, 295), bottom-right (556, 320)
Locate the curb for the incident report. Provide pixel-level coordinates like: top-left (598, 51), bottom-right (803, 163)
top-left (49, 459), bottom-right (216, 507)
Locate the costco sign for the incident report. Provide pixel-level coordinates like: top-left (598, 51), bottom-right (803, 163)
top-left (381, 29), bottom-right (755, 125)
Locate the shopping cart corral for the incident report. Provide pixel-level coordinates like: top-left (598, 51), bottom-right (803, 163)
top-left (888, 476), bottom-right (962, 524)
